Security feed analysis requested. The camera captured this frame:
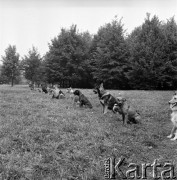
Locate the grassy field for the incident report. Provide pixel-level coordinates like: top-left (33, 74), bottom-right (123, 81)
top-left (0, 85), bottom-right (176, 179)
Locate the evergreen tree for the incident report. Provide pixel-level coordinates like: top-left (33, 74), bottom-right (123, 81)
top-left (160, 17), bottom-right (177, 89)
top-left (126, 14), bottom-right (168, 89)
top-left (45, 25), bottom-right (93, 88)
top-left (22, 47), bottom-right (42, 86)
top-left (1, 45), bottom-right (20, 86)
top-left (90, 17), bottom-right (130, 89)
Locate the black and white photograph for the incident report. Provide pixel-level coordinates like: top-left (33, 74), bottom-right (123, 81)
top-left (0, 0), bottom-right (177, 179)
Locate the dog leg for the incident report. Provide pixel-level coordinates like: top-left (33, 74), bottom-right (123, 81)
top-left (79, 101), bottom-right (84, 108)
top-left (124, 114), bottom-right (128, 125)
top-left (102, 105), bottom-right (105, 113)
top-left (167, 126), bottom-right (176, 139)
top-left (103, 105), bottom-right (108, 114)
top-left (121, 113), bottom-right (128, 125)
top-left (73, 101), bottom-right (76, 107)
top-left (122, 114), bottom-right (125, 124)
top-left (100, 102), bottom-right (105, 113)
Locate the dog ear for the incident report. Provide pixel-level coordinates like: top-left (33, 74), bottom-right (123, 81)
top-left (100, 83), bottom-right (104, 89)
top-left (75, 90), bottom-right (81, 96)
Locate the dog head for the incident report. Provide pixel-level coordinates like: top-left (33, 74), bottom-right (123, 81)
top-left (99, 83), bottom-right (105, 93)
top-left (116, 97), bottom-right (126, 105)
top-left (53, 85), bottom-right (59, 89)
top-left (169, 94), bottom-right (177, 110)
top-left (112, 97), bottom-right (126, 112)
top-left (66, 88), bottom-right (69, 93)
top-left (73, 90), bottom-right (81, 96)
top-left (93, 83), bottom-right (107, 98)
top-left (93, 83), bottom-right (101, 94)
top-left (67, 87), bottom-right (74, 93)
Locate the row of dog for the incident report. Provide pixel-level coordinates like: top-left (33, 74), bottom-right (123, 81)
top-left (30, 83), bottom-right (177, 140)
top-left (30, 83), bottom-right (141, 125)
top-left (92, 86), bottom-right (177, 141)
top-left (72, 86), bottom-right (177, 141)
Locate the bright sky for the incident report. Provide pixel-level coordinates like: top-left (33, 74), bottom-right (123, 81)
top-left (0, 0), bottom-right (177, 59)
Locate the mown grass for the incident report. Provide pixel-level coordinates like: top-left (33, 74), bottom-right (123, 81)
top-left (0, 85), bottom-right (176, 179)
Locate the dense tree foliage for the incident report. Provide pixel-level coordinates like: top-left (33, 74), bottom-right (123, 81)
top-left (21, 47), bottom-right (42, 86)
top-left (161, 17), bottom-right (177, 89)
top-left (2, 14), bottom-right (177, 90)
top-left (89, 17), bottom-right (130, 89)
top-left (1, 45), bottom-right (20, 86)
top-left (44, 25), bottom-right (93, 88)
top-left (126, 14), bottom-right (177, 89)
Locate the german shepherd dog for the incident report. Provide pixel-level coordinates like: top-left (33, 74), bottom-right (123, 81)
top-left (73, 90), bottom-right (93, 109)
top-left (93, 83), bottom-right (121, 114)
top-left (113, 97), bottom-right (141, 124)
top-left (167, 93), bottom-right (177, 140)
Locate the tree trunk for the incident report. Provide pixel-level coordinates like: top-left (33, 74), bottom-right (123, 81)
top-left (11, 77), bottom-right (14, 87)
top-left (11, 71), bottom-right (14, 87)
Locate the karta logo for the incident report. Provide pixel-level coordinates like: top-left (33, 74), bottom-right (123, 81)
top-left (104, 156), bottom-right (176, 179)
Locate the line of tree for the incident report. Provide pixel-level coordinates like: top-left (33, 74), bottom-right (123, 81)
top-left (0, 13), bottom-right (177, 89)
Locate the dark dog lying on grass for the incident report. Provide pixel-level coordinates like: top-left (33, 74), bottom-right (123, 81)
top-left (73, 90), bottom-right (93, 109)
